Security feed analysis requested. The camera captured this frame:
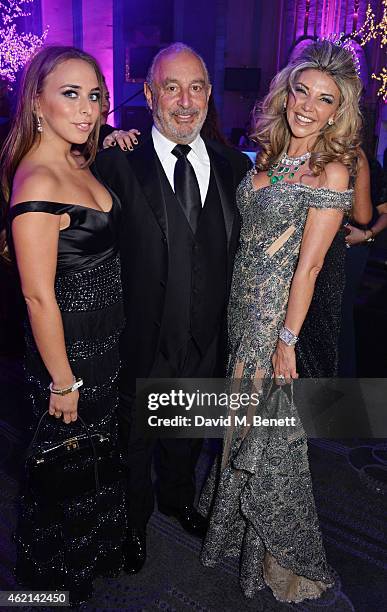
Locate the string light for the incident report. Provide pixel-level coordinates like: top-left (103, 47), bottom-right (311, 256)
top-left (0, 0), bottom-right (48, 86)
top-left (354, 0), bottom-right (387, 99)
top-left (372, 66), bottom-right (387, 100)
top-left (355, 1), bottom-right (386, 47)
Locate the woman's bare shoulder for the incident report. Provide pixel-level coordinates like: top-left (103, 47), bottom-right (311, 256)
top-left (322, 161), bottom-right (350, 191)
top-left (11, 161), bottom-right (61, 206)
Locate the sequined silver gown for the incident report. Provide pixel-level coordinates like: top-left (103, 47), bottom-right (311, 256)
top-left (199, 170), bottom-right (352, 603)
top-left (9, 196), bottom-right (126, 605)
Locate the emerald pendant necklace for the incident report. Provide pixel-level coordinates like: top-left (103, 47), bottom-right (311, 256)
top-left (267, 151), bottom-right (311, 185)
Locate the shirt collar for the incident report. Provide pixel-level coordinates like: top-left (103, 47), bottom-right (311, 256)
top-left (152, 125), bottom-right (206, 163)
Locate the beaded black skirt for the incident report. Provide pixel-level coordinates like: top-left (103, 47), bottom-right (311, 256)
top-left (15, 254), bottom-right (126, 605)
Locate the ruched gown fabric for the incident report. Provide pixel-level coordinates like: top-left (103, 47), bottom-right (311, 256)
top-left (9, 197), bottom-right (126, 604)
top-left (199, 171), bottom-right (352, 603)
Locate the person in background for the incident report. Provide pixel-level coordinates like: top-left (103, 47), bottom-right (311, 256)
top-left (296, 146), bottom-right (372, 377)
top-left (238, 120), bottom-right (255, 149)
top-left (200, 93), bottom-right (230, 146)
top-left (345, 150), bottom-right (387, 245)
top-left (101, 75), bottom-right (111, 125)
top-left (338, 149), bottom-right (387, 375)
top-left (98, 75), bottom-right (140, 150)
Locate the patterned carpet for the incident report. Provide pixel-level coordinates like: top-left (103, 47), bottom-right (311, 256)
top-left (0, 358), bottom-right (386, 612)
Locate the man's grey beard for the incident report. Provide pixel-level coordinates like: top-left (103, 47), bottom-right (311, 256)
top-left (154, 108), bottom-right (207, 144)
top-left (165, 121), bottom-right (203, 143)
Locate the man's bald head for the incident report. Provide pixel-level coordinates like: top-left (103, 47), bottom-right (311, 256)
top-left (146, 43), bottom-right (210, 91)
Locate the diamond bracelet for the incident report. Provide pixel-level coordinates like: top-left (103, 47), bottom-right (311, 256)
top-left (279, 326), bottom-right (299, 346)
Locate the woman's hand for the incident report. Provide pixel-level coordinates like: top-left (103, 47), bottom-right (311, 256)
top-left (103, 129), bottom-right (141, 151)
top-left (345, 224), bottom-right (370, 246)
top-left (49, 389), bottom-right (79, 424)
top-left (271, 340), bottom-right (298, 384)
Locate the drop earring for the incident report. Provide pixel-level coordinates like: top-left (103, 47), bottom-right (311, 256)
top-left (283, 100), bottom-right (287, 111)
top-left (327, 117), bottom-right (334, 126)
top-left (36, 115), bottom-right (43, 133)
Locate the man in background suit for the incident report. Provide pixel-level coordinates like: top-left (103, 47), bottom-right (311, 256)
top-left (95, 43), bottom-right (251, 573)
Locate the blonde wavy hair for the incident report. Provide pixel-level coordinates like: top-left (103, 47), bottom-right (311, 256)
top-left (252, 40), bottom-right (363, 177)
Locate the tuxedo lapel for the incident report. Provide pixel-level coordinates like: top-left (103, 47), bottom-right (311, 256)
top-left (205, 142), bottom-right (235, 249)
top-left (128, 137), bottom-right (168, 239)
top-left (127, 137), bottom-right (236, 246)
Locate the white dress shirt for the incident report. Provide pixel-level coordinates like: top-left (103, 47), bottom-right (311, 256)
top-left (152, 125), bottom-right (211, 206)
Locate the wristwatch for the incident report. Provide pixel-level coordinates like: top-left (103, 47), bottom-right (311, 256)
top-left (279, 326), bottom-right (299, 346)
top-left (49, 377), bottom-right (83, 395)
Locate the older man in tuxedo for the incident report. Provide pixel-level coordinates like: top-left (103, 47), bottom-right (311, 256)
top-left (95, 43), bottom-right (251, 573)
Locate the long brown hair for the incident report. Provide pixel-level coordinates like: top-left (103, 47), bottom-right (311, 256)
top-left (0, 45), bottom-right (103, 257)
top-left (252, 40), bottom-right (363, 178)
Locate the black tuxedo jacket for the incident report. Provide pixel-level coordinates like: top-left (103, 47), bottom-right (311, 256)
top-left (94, 136), bottom-right (252, 388)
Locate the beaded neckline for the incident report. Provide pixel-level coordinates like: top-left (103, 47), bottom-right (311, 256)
top-left (267, 152), bottom-right (311, 184)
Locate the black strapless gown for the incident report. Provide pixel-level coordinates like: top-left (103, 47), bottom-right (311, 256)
top-left (8, 196), bottom-right (126, 605)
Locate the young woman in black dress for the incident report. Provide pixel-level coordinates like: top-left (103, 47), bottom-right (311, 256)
top-left (0, 46), bottom-right (126, 606)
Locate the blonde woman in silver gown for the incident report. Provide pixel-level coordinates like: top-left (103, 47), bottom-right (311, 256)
top-left (199, 41), bottom-right (362, 603)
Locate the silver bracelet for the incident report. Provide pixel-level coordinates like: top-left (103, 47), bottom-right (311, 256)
top-left (279, 326), bottom-right (299, 346)
top-left (49, 377), bottom-right (83, 396)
